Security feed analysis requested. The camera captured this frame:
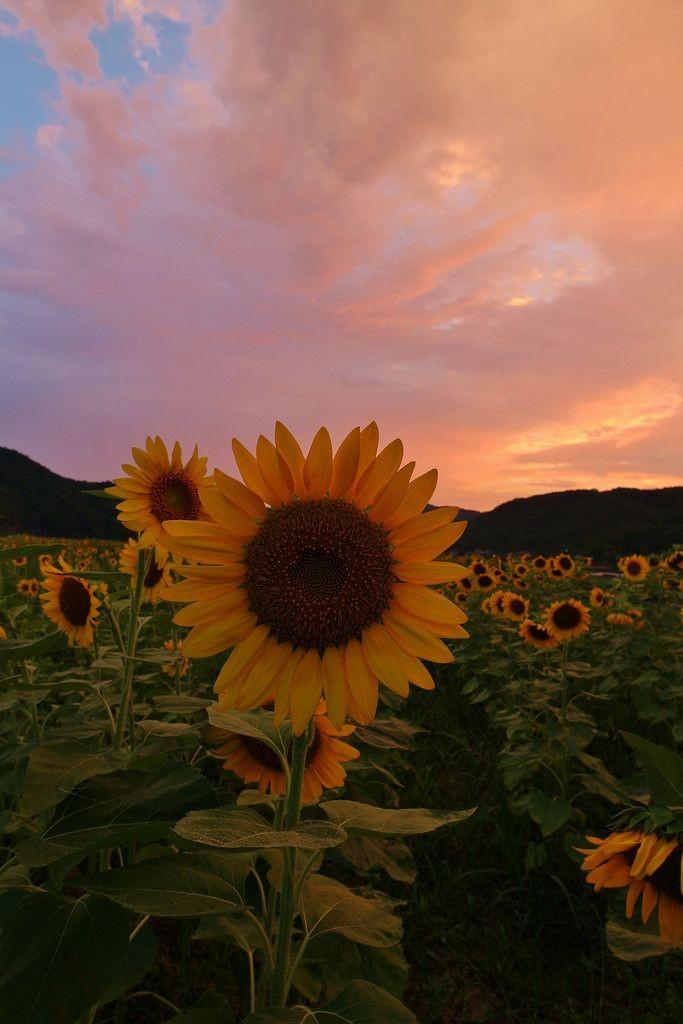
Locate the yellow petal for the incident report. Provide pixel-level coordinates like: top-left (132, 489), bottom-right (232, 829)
top-left (392, 583), bottom-right (467, 626)
top-left (290, 649), bottom-right (323, 734)
top-left (329, 427), bottom-right (361, 498)
top-left (382, 611), bottom-right (454, 663)
top-left (182, 612), bottom-right (256, 657)
top-left (361, 623), bottom-right (409, 697)
top-left (274, 648), bottom-right (303, 727)
top-left (394, 561), bottom-right (470, 585)
top-left (256, 435), bottom-right (295, 505)
top-left (232, 438), bottom-right (272, 503)
top-left (275, 421), bottom-right (306, 495)
top-left (393, 520), bottom-right (467, 563)
top-left (354, 439), bottom-right (404, 508)
top-left (389, 506), bottom-right (460, 546)
top-left (173, 590), bottom-right (246, 627)
top-left (356, 422), bottom-right (379, 482)
top-left (344, 638), bottom-right (378, 725)
top-left (367, 462), bottom-right (414, 524)
top-left (213, 625), bottom-right (270, 694)
top-left (236, 640), bottom-right (293, 710)
top-left (199, 487), bottom-right (259, 539)
top-left (213, 469), bottom-right (266, 519)
top-left (303, 427), bottom-right (333, 498)
top-left (321, 646), bottom-right (348, 729)
top-left (167, 580), bottom-right (237, 604)
top-left (384, 469), bottom-right (438, 529)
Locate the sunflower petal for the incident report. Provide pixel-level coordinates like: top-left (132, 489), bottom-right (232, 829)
top-left (354, 439), bottom-right (404, 508)
top-left (329, 427), bottom-right (361, 498)
top-left (384, 469), bottom-right (438, 529)
top-left (304, 427), bottom-right (333, 498)
top-left (290, 649), bottom-right (324, 735)
top-left (321, 646), bottom-right (348, 729)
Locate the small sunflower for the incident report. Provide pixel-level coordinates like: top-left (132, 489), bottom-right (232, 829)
top-left (554, 554), bottom-right (575, 577)
top-left (460, 576), bottom-right (474, 593)
top-left (514, 562), bottom-right (528, 577)
top-left (40, 558), bottom-right (100, 647)
top-left (38, 553), bottom-right (54, 570)
top-left (119, 538), bottom-right (173, 604)
top-left (532, 555), bottom-right (548, 570)
top-left (607, 611), bottom-right (635, 627)
top-left (162, 638), bottom-right (190, 678)
top-left (590, 586), bottom-right (606, 608)
top-left (107, 437), bottom-right (208, 548)
top-left (579, 831), bottom-right (683, 948)
top-left (519, 620), bottom-right (558, 649)
top-left (513, 577), bottom-right (528, 590)
top-left (648, 555), bottom-right (661, 569)
top-left (164, 423), bottom-right (469, 733)
top-left (475, 572), bottom-right (495, 591)
top-left (667, 551), bottom-right (683, 573)
top-left (545, 599), bottom-right (590, 641)
top-left (17, 578), bottom-right (33, 596)
top-left (470, 560), bottom-right (487, 577)
top-left (619, 555), bottom-right (649, 581)
top-left (502, 593), bottom-right (529, 622)
top-left (12, 556), bottom-right (27, 568)
top-left (485, 590), bottom-right (507, 617)
top-left (211, 702), bottom-right (359, 803)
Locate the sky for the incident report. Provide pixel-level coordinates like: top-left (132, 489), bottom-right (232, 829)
top-left (0, 0), bottom-right (681, 511)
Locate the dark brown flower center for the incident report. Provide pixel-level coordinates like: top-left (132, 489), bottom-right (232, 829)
top-left (244, 498), bottom-right (395, 650)
top-left (150, 471), bottom-right (201, 523)
top-left (509, 598), bottom-right (525, 616)
top-left (627, 561), bottom-right (641, 575)
top-left (552, 603), bottom-right (582, 630)
top-left (58, 576), bottom-right (91, 627)
top-left (144, 560), bottom-right (165, 588)
top-left (528, 624), bottom-right (551, 641)
top-left (559, 556), bottom-right (572, 570)
top-left (534, 557), bottom-right (546, 568)
top-left (477, 574), bottom-right (493, 588)
top-left (242, 726), bottom-right (322, 772)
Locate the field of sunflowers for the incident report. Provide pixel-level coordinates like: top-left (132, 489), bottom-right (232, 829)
top-left (0, 428), bottom-right (682, 1024)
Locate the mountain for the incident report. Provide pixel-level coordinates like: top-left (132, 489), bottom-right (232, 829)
top-left (456, 487), bottom-right (683, 558)
top-left (0, 447), bottom-right (125, 540)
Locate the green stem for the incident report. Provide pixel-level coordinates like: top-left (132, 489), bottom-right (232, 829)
top-left (559, 641), bottom-right (569, 799)
top-left (112, 547), bottom-right (150, 751)
top-left (270, 724), bottom-right (312, 1007)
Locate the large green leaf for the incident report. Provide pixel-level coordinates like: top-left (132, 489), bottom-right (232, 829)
top-left (606, 917), bottom-right (670, 961)
top-left (320, 800), bottom-right (475, 837)
top-left (296, 874), bottom-right (402, 948)
top-left (0, 631), bottom-right (68, 662)
top-left (525, 791), bottom-right (573, 837)
top-left (78, 852), bottom-right (250, 917)
top-left (208, 708), bottom-right (291, 757)
top-left (622, 732), bottom-right (683, 808)
top-left (0, 543), bottom-right (62, 563)
top-left (21, 741), bottom-right (128, 816)
top-left (336, 835), bottom-right (416, 883)
top-left (174, 807), bottom-right (346, 852)
top-left (0, 891), bottom-right (132, 1024)
top-left (17, 764), bottom-right (215, 867)
top-left (243, 980), bottom-right (416, 1023)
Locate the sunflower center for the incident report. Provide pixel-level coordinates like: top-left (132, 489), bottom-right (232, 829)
top-left (552, 603), bottom-right (581, 630)
top-left (58, 576), bottom-right (91, 627)
top-left (528, 624), bottom-right (550, 640)
top-left (150, 472), bottom-right (201, 523)
top-left (627, 561), bottom-right (640, 575)
top-left (559, 556), bottom-right (572, 570)
top-left (242, 726), bottom-right (322, 772)
top-left (510, 599), bottom-right (525, 616)
top-left (144, 561), bottom-right (165, 588)
top-left (244, 498), bottom-right (395, 650)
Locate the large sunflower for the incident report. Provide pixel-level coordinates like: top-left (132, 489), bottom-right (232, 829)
top-left (545, 599), bottom-right (590, 641)
top-left (579, 831), bottom-right (683, 948)
top-left (40, 558), bottom-right (100, 647)
top-left (210, 701), bottom-right (359, 803)
top-left (119, 538), bottom-right (173, 604)
top-left (164, 423), bottom-right (469, 733)
top-left (619, 555), bottom-right (649, 581)
top-left (107, 436), bottom-right (208, 548)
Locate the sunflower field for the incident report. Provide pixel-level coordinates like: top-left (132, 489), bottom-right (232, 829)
top-left (0, 428), bottom-right (682, 1024)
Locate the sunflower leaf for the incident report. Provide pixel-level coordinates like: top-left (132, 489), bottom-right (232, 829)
top-left (207, 708), bottom-right (290, 759)
top-left (243, 980), bottom-right (416, 1022)
top-left (0, 631), bottom-right (69, 662)
top-left (174, 807), bottom-right (347, 852)
top-left (621, 732), bottom-right (683, 809)
top-left (320, 800), bottom-right (476, 837)
top-left (20, 741), bottom-right (128, 816)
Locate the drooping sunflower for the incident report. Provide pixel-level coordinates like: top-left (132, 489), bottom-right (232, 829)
top-left (502, 592), bottom-right (529, 622)
top-left (579, 831), bottom-right (683, 948)
top-left (589, 586), bottom-right (606, 608)
top-left (119, 538), bottom-right (173, 604)
top-left (519, 620), bottom-right (558, 649)
top-left (210, 702), bottom-right (359, 803)
top-left (545, 599), bottom-right (590, 641)
top-left (163, 423), bottom-right (469, 733)
top-left (107, 436), bottom-right (208, 548)
top-left (619, 555), bottom-right (649, 581)
top-left (40, 558), bottom-right (100, 647)
top-left (607, 611), bottom-right (635, 627)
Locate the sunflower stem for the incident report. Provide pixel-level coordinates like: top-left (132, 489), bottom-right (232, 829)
top-left (113, 547), bottom-right (150, 751)
top-left (270, 723), bottom-right (313, 1007)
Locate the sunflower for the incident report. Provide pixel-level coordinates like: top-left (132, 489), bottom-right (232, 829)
top-left (162, 638), bottom-right (190, 678)
top-left (459, 576), bottom-right (474, 593)
top-left (648, 555), bottom-right (661, 569)
top-left (163, 423), bottom-right (469, 733)
top-left (607, 611), bottom-right (635, 627)
top-left (17, 578), bottom-right (33, 596)
top-left (475, 572), bottom-right (495, 591)
top-left (211, 702), bottom-right (359, 803)
top-left (545, 599), bottom-right (590, 641)
top-left (38, 553), bottom-right (54, 570)
top-left (502, 593), bottom-right (529, 622)
top-left (513, 577), bottom-right (528, 590)
top-left (40, 558), bottom-right (100, 647)
top-left (12, 556), bottom-right (27, 568)
top-left (619, 555), bottom-right (649, 581)
top-left (667, 551), bottom-right (683, 573)
top-left (579, 831), bottom-right (683, 948)
top-left (514, 563), bottom-right (528, 577)
top-left (485, 591), bottom-right (507, 617)
top-left (470, 560), bottom-right (487, 577)
top-left (589, 586), bottom-right (606, 608)
top-left (107, 436), bottom-right (208, 548)
top-left (532, 555), bottom-right (548, 570)
top-left (119, 538), bottom-right (173, 604)
top-left (519, 620), bottom-right (558, 649)
top-left (554, 554), bottom-right (575, 577)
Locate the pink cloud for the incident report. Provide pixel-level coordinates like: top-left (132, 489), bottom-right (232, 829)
top-left (0, 0), bottom-right (682, 509)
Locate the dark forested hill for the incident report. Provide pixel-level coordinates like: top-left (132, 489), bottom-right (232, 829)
top-left (457, 487), bottom-right (683, 558)
top-left (0, 447), bottom-right (125, 539)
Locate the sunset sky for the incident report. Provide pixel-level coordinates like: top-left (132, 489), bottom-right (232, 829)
top-left (1, 0), bottom-right (681, 510)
